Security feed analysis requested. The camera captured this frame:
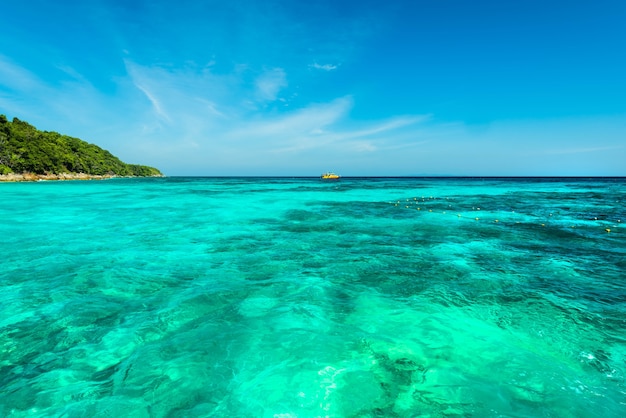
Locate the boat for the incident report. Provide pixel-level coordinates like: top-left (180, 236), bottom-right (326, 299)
top-left (321, 172), bottom-right (340, 180)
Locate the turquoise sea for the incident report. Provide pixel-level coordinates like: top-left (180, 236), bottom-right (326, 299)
top-left (1, 177), bottom-right (625, 417)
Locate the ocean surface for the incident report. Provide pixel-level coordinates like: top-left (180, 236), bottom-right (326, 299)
top-left (1, 177), bottom-right (625, 417)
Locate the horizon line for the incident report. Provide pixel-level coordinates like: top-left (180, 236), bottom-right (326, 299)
top-left (159, 175), bottom-right (626, 179)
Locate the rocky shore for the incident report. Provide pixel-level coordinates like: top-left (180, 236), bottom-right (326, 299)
top-left (0, 172), bottom-right (162, 182)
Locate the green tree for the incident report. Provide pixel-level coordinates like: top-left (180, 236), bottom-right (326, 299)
top-left (0, 114), bottom-right (162, 177)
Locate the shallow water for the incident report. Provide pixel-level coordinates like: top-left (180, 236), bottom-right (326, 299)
top-left (1, 177), bottom-right (625, 417)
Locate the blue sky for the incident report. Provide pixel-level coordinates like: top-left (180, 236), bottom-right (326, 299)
top-left (1, 0), bottom-right (625, 176)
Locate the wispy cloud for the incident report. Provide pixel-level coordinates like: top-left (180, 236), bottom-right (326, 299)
top-left (0, 55), bottom-right (118, 133)
top-left (2, 51), bottom-right (625, 176)
top-left (542, 145), bottom-right (625, 155)
top-left (0, 55), bottom-right (43, 93)
top-left (227, 99), bottom-right (430, 158)
top-left (254, 68), bottom-right (287, 102)
top-left (229, 96), bottom-right (352, 141)
top-left (332, 115), bottom-right (431, 141)
top-left (122, 59), bottom-right (241, 134)
top-left (310, 63), bottom-right (338, 71)
top-left (95, 61), bottom-right (435, 174)
top-left (134, 83), bottom-right (170, 121)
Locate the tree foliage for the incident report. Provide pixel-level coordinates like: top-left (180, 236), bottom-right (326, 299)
top-left (0, 116), bottom-right (162, 176)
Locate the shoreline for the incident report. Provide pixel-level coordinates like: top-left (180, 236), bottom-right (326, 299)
top-left (0, 172), bottom-right (163, 182)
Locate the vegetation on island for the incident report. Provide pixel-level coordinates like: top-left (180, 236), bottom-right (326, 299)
top-left (0, 115), bottom-right (162, 177)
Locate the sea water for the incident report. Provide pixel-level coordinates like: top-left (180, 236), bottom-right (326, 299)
top-left (0, 177), bottom-right (625, 417)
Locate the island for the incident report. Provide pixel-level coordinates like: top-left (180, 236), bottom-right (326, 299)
top-left (0, 115), bottom-right (162, 182)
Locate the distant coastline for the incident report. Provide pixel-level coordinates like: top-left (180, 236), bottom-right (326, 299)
top-left (1, 115), bottom-right (162, 179)
top-left (0, 172), bottom-right (164, 182)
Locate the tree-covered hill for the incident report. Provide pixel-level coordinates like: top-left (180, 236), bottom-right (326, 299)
top-left (0, 115), bottom-right (162, 177)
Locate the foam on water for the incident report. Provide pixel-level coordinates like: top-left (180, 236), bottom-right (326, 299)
top-left (1, 177), bottom-right (625, 417)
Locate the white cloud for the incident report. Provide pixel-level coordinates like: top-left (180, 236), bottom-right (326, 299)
top-left (55, 64), bottom-right (88, 83)
top-left (310, 63), bottom-right (338, 71)
top-left (134, 83), bottom-right (170, 121)
top-left (226, 97), bottom-right (430, 158)
top-left (197, 98), bottom-right (228, 119)
top-left (122, 60), bottom-right (241, 132)
top-left (254, 68), bottom-right (287, 101)
top-left (229, 96), bottom-right (352, 141)
top-left (542, 145), bottom-right (625, 155)
top-left (0, 55), bottom-right (43, 93)
top-left (0, 55), bottom-right (120, 135)
top-left (100, 62), bottom-right (433, 174)
top-left (3, 52), bottom-right (624, 176)
top-left (332, 115), bottom-right (431, 141)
